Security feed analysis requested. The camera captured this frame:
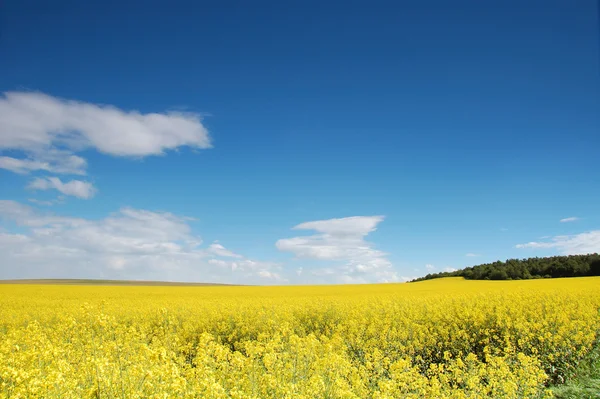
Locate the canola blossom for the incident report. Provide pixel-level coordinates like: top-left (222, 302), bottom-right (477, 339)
top-left (1, 277), bottom-right (599, 398)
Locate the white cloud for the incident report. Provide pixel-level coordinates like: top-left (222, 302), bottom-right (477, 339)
top-left (28, 177), bottom-right (97, 199)
top-left (208, 259), bottom-right (229, 268)
top-left (516, 230), bottom-right (600, 255)
top-left (444, 267), bottom-right (457, 272)
top-left (257, 270), bottom-right (286, 282)
top-left (0, 151), bottom-right (87, 175)
top-left (292, 216), bottom-right (384, 236)
top-left (560, 217), bottom-right (580, 223)
top-left (276, 216), bottom-right (398, 283)
top-left (0, 91), bottom-right (211, 175)
top-left (207, 257), bottom-right (283, 280)
top-left (207, 242), bottom-right (243, 258)
top-left (28, 197), bottom-right (65, 206)
top-left (0, 200), bottom-right (279, 284)
top-left (465, 253), bottom-right (480, 257)
top-left (425, 264), bottom-right (435, 271)
top-left (277, 216), bottom-right (385, 260)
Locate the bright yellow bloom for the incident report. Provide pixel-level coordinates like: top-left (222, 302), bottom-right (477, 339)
top-left (0, 277), bottom-right (598, 398)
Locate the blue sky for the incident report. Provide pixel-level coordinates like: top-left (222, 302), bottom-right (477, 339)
top-left (0, 0), bottom-right (599, 284)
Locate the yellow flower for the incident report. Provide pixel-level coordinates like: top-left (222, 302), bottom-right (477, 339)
top-left (0, 276), bottom-right (598, 398)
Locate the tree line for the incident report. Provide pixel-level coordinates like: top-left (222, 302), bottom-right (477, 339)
top-left (411, 254), bottom-right (600, 282)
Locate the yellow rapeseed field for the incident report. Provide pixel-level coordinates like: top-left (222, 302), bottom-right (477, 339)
top-left (1, 277), bottom-right (599, 399)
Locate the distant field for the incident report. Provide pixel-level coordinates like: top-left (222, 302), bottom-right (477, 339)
top-left (0, 278), bottom-right (236, 286)
top-left (1, 277), bottom-right (599, 398)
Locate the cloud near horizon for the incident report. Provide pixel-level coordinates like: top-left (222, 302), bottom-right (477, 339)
top-left (516, 230), bottom-right (600, 255)
top-left (276, 216), bottom-right (401, 283)
top-left (0, 200), bottom-right (283, 283)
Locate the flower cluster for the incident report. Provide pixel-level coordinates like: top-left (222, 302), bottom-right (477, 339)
top-left (1, 277), bottom-right (599, 398)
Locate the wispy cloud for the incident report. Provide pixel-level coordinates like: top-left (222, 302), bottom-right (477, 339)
top-left (0, 151), bottom-right (87, 175)
top-left (465, 253), bottom-right (480, 257)
top-left (425, 264), bottom-right (435, 271)
top-left (560, 217), bottom-right (580, 223)
top-left (28, 177), bottom-right (97, 199)
top-left (207, 242), bottom-right (243, 258)
top-left (28, 197), bottom-right (66, 206)
top-left (0, 91), bottom-right (211, 176)
top-left (0, 200), bottom-right (281, 283)
top-left (276, 216), bottom-right (398, 283)
top-left (516, 230), bottom-right (600, 255)
top-left (444, 267), bottom-right (457, 272)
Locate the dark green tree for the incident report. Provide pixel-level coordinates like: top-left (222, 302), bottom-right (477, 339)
top-left (411, 254), bottom-right (600, 282)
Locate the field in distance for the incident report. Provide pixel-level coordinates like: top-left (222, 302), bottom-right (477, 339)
top-left (1, 276), bottom-right (599, 398)
top-left (0, 278), bottom-right (236, 286)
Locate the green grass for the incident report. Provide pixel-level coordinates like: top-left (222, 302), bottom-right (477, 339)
top-left (552, 344), bottom-right (600, 399)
